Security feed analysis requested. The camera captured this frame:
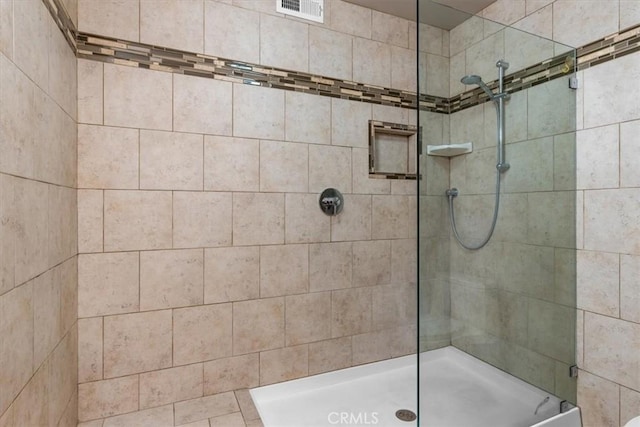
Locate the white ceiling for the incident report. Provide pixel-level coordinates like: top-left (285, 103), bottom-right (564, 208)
top-left (342, 0), bottom-right (497, 30)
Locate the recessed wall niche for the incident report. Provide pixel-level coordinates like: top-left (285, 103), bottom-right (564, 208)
top-left (368, 120), bottom-right (418, 180)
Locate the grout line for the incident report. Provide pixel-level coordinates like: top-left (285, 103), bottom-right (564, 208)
top-left (619, 384), bottom-right (622, 427)
top-left (171, 191), bottom-right (174, 249)
top-left (201, 134), bottom-right (205, 192)
top-left (618, 123), bottom-right (621, 188)
top-left (137, 129), bottom-right (141, 190)
top-left (101, 189), bottom-right (105, 252)
top-left (137, 250), bottom-right (141, 314)
top-left (101, 315), bottom-right (105, 380)
top-left (137, 0), bottom-right (141, 43)
top-left (230, 83), bottom-right (235, 138)
top-left (618, 252), bottom-right (621, 320)
top-left (173, 395), bottom-right (177, 426)
top-left (171, 308), bottom-right (174, 369)
top-left (201, 247), bottom-right (205, 306)
top-left (258, 11), bottom-right (262, 69)
top-left (102, 60), bottom-right (105, 126)
top-left (137, 373), bottom-right (140, 412)
top-left (171, 74), bottom-right (175, 133)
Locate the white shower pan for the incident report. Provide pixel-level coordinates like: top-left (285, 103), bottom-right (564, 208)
top-left (250, 346), bottom-right (581, 427)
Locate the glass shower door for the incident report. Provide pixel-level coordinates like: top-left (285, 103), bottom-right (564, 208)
top-left (417, 3), bottom-right (578, 425)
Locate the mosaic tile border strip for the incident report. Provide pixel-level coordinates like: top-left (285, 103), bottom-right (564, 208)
top-left (577, 25), bottom-right (640, 70)
top-left (450, 52), bottom-right (576, 113)
top-left (75, 31), bottom-right (576, 115)
top-left (42, 0), bottom-right (640, 115)
top-left (41, 0), bottom-right (77, 52)
top-left (76, 32), bottom-right (446, 112)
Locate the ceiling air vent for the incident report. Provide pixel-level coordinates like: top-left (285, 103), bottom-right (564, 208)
top-left (276, 0), bottom-right (324, 23)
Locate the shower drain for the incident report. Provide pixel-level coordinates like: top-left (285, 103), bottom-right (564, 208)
top-left (395, 409), bottom-right (417, 422)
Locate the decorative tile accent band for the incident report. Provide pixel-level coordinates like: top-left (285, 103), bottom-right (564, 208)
top-left (75, 32), bottom-right (443, 112)
top-left (577, 25), bottom-right (640, 70)
top-left (41, 0), bottom-right (77, 51)
top-left (450, 53), bottom-right (576, 113)
top-left (41, 0), bottom-right (640, 115)
top-left (75, 31), bottom-right (575, 115)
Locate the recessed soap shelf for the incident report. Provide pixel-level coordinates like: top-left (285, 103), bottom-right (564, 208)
top-left (368, 120), bottom-right (418, 179)
top-left (427, 142), bottom-right (473, 157)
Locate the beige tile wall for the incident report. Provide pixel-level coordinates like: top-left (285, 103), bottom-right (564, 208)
top-left (76, 0), bottom-right (422, 422)
top-left (15, 0), bottom-right (639, 424)
top-left (450, 0), bottom-right (638, 99)
top-left (574, 50), bottom-right (640, 427)
top-left (0, 0), bottom-right (78, 425)
top-left (481, 0), bottom-right (630, 51)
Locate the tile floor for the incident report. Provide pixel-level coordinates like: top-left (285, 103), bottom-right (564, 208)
top-left (77, 390), bottom-right (263, 427)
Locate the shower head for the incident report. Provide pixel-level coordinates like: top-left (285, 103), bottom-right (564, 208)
top-left (460, 75), bottom-right (482, 85)
top-left (460, 74), bottom-right (495, 100)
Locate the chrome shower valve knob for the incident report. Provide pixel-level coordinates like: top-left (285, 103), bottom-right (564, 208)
top-left (319, 188), bottom-right (344, 216)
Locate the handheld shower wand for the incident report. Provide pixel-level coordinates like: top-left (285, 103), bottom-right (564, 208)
top-left (448, 60), bottom-right (511, 250)
top-left (460, 74), bottom-right (495, 100)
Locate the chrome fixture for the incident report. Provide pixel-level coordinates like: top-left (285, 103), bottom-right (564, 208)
top-left (460, 74), bottom-right (494, 100)
top-left (319, 188), bottom-right (344, 216)
top-left (495, 59), bottom-right (510, 173)
top-left (447, 60), bottom-right (510, 250)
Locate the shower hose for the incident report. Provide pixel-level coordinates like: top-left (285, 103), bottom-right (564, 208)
top-left (448, 60), bottom-right (509, 250)
top-left (447, 169), bottom-right (502, 250)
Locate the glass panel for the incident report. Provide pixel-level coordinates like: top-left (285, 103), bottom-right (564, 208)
top-left (417, 3), bottom-right (577, 425)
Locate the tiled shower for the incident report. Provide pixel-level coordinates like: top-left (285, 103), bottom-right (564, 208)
top-left (0, 0), bottom-right (639, 426)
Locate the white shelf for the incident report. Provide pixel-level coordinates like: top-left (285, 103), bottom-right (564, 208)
top-left (426, 142), bottom-right (473, 157)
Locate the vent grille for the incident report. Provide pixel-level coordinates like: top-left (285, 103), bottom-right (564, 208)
top-left (277, 0), bottom-right (324, 23)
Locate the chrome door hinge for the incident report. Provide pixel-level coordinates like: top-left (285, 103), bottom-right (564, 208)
top-left (569, 365), bottom-right (578, 378)
top-left (569, 76), bottom-right (579, 90)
